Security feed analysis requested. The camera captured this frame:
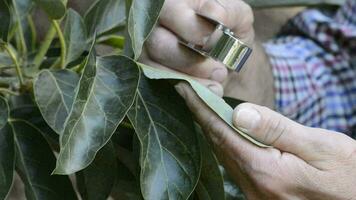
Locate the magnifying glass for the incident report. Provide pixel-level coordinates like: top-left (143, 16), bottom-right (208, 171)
top-left (179, 14), bottom-right (252, 72)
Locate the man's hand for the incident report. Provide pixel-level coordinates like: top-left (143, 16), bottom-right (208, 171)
top-left (175, 82), bottom-right (356, 200)
top-left (141, 0), bottom-right (255, 97)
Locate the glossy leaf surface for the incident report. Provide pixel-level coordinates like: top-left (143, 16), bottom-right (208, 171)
top-left (54, 54), bottom-right (139, 174)
top-left (128, 0), bottom-right (165, 59)
top-left (34, 69), bottom-right (80, 134)
top-left (11, 120), bottom-right (77, 200)
top-left (128, 77), bottom-right (201, 200)
top-left (84, 0), bottom-right (126, 37)
top-left (140, 64), bottom-right (265, 147)
top-left (64, 9), bottom-right (88, 66)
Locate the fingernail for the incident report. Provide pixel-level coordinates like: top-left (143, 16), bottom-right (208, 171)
top-left (175, 83), bottom-right (186, 99)
top-left (210, 68), bottom-right (227, 82)
top-left (234, 107), bottom-right (261, 132)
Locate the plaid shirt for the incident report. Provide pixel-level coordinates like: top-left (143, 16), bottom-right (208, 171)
top-left (264, 0), bottom-right (356, 136)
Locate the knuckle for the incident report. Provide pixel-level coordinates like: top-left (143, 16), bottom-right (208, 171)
top-left (258, 111), bottom-right (290, 146)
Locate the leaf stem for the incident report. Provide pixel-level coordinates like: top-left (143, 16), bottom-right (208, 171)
top-left (32, 25), bottom-right (57, 69)
top-left (27, 15), bottom-right (37, 50)
top-left (4, 45), bottom-right (24, 86)
top-left (52, 20), bottom-right (67, 69)
top-left (0, 88), bottom-right (19, 96)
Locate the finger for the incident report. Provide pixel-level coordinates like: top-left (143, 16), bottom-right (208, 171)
top-left (233, 103), bottom-right (356, 162)
top-left (140, 53), bottom-right (224, 97)
top-left (198, 0), bottom-right (255, 43)
top-left (145, 26), bottom-right (228, 82)
top-left (174, 82), bottom-right (269, 164)
top-left (160, 0), bottom-right (215, 45)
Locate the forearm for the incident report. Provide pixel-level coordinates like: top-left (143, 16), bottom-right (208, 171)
top-left (223, 42), bottom-right (274, 109)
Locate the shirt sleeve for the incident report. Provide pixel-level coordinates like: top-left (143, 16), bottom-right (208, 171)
top-left (263, 0), bottom-right (356, 136)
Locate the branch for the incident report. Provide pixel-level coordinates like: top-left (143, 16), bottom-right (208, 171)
top-left (3, 45), bottom-right (24, 86)
top-left (52, 20), bottom-right (67, 69)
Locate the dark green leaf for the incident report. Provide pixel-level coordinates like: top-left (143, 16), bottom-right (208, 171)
top-left (34, 69), bottom-right (80, 134)
top-left (221, 167), bottom-right (246, 200)
top-left (127, 77), bottom-right (201, 200)
top-left (32, 0), bottom-right (66, 19)
top-left (0, 97), bottom-right (14, 200)
top-left (9, 94), bottom-right (59, 144)
top-left (0, 96), bottom-right (9, 129)
top-left (245, 0), bottom-right (345, 8)
top-left (77, 141), bottom-right (117, 200)
top-left (111, 160), bottom-right (143, 200)
top-left (128, 0), bottom-right (165, 59)
top-left (84, 0), bottom-right (126, 37)
top-left (11, 119), bottom-right (77, 200)
top-left (140, 64), bottom-right (266, 147)
top-left (0, 0), bottom-right (11, 42)
top-left (64, 9), bottom-right (88, 66)
top-left (54, 54), bottom-right (139, 174)
top-left (196, 131), bottom-right (225, 200)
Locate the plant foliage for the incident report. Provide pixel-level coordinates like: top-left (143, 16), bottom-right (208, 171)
top-left (0, 0), bottom-right (344, 199)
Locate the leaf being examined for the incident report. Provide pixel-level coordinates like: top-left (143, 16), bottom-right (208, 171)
top-left (34, 69), bottom-right (80, 134)
top-left (128, 77), bottom-right (201, 200)
top-left (0, 97), bottom-right (14, 200)
top-left (128, 0), bottom-right (165, 59)
top-left (11, 119), bottom-right (77, 200)
top-left (139, 64), bottom-right (266, 147)
top-left (54, 54), bottom-right (140, 175)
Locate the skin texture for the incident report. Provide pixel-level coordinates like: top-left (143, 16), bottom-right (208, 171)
top-left (175, 82), bottom-right (356, 200)
top-left (141, 0), bottom-right (274, 107)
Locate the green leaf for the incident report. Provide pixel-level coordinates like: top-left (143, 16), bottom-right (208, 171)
top-left (220, 167), bottom-right (246, 200)
top-left (10, 119), bottom-right (77, 200)
top-left (245, 0), bottom-right (345, 7)
top-left (0, 0), bottom-right (11, 42)
top-left (9, 94), bottom-right (59, 144)
top-left (84, 0), bottom-right (126, 37)
top-left (54, 54), bottom-right (140, 174)
top-left (77, 141), bottom-right (117, 200)
top-left (34, 69), bottom-right (79, 134)
top-left (64, 9), bottom-right (88, 66)
top-left (32, 0), bottom-right (66, 19)
top-left (98, 35), bottom-right (125, 49)
top-left (0, 97), bottom-right (14, 200)
top-left (127, 77), bottom-right (201, 200)
top-left (139, 64), bottom-right (266, 147)
top-left (0, 96), bottom-right (9, 129)
top-left (195, 131), bottom-right (225, 200)
top-left (128, 0), bottom-right (165, 59)
top-left (111, 160), bottom-right (143, 200)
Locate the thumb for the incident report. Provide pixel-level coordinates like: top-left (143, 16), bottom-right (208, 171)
top-left (232, 103), bottom-right (355, 161)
